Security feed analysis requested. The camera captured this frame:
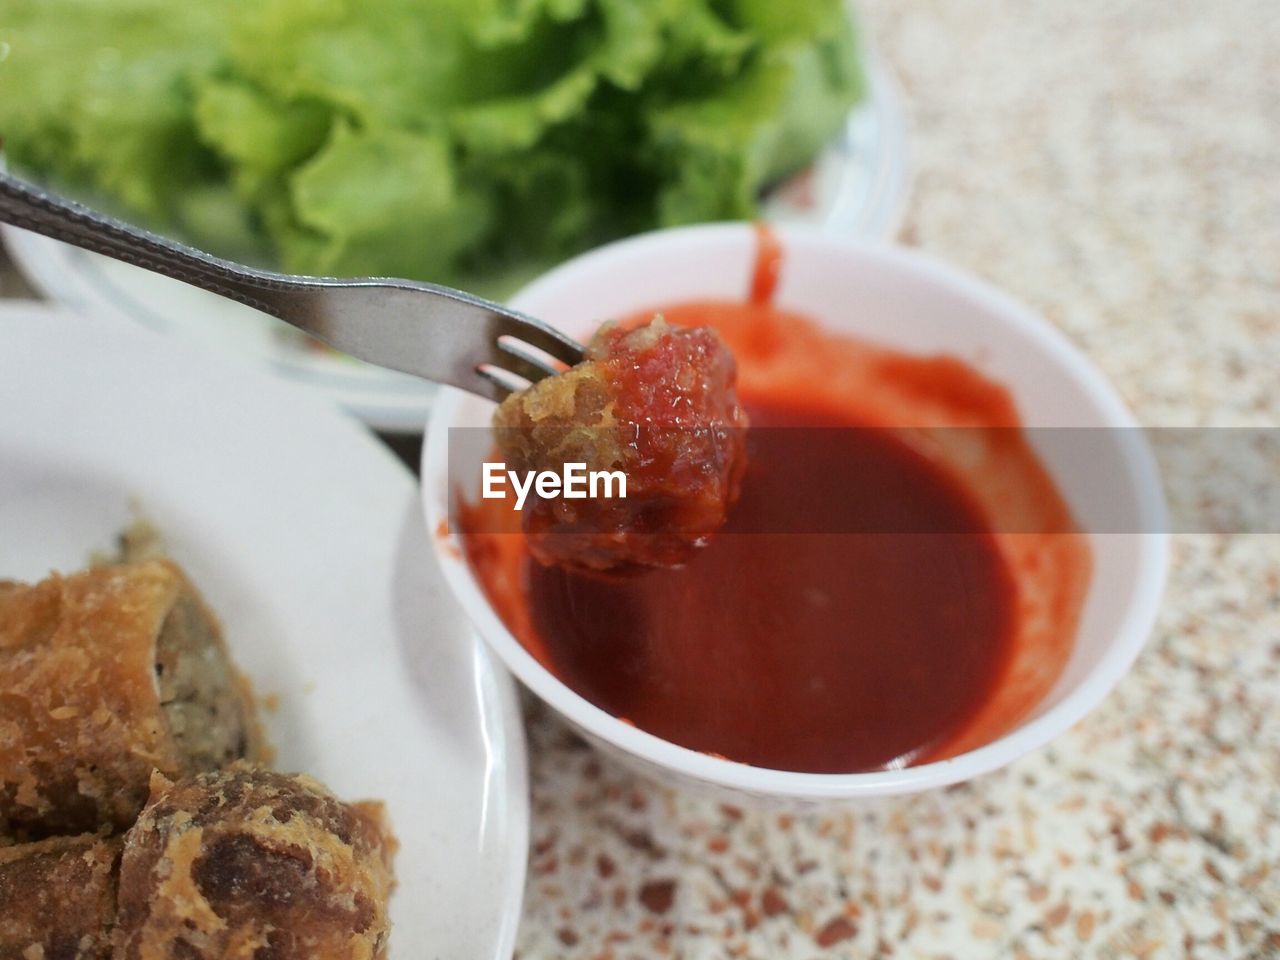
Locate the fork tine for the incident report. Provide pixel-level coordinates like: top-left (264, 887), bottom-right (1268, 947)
top-left (496, 336), bottom-right (563, 381)
top-left (474, 333), bottom-right (563, 400)
top-left (473, 330), bottom-right (569, 398)
top-left (494, 314), bottom-right (584, 366)
top-left (471, 324), bottom-right (580, 402)
top-left (485, 353), bottom-right (551, 390)
top-left (474, 365), bottom-right (523, 403)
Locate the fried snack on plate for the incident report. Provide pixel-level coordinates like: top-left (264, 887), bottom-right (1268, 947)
top-left (0, 560), bottom-right (261, 837)
top-left (0, 833), bottom-right (121, 960)
top-left (114, 763), bottom-right (395, 960)
top-left (494, 316), bottom-right (748, 572)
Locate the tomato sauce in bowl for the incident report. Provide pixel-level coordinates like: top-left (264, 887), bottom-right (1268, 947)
top-left (459, 230), bottom-right (1091, 773)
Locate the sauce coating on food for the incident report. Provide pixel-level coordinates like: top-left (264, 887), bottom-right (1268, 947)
top-left (462, 232), bottom-right (1091, 771)
top-left (493, 315), bottom-right (748, 572)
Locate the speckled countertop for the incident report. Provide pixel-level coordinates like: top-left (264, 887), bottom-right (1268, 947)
top-left (508, 1), bottom-right (1280, 957)
top-left (2, 1), bottom-right (1277, 957)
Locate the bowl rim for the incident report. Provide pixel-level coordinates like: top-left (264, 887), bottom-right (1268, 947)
top-left (422, 222), bottom-right (1169, 798)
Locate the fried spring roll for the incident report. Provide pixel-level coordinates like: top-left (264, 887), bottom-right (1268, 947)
top-left (0, 560), bottom-right (260, 837)
top-left (115, 763), bottom-right (395, 960)
top-left (0, 833), bottom-right (121, 959)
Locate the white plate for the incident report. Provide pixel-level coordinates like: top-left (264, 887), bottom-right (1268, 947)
top-left (1, 62), bottom-right (908, 432)
top-left (0, 303), bottom-right (528, 960)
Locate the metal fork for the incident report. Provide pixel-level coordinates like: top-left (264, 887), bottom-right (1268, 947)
top-left (0, 171), bottom-right (583, 401)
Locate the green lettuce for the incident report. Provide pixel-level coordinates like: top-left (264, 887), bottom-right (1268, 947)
top-left (0, 0), bottom-right (864, 288)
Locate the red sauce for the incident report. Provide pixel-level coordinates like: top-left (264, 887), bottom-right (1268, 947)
top-left (748, 222), bottom-right (783, 305)
top-left (460, 233), bottom-right (1091, 772)
top-left (525, 401), bottom-right (1017, 771)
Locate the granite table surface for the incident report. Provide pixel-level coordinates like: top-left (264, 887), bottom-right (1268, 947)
top-left (2, 0), bottom-right (1277, 957)
top-left (505, 1), bottom-right (1280, 956)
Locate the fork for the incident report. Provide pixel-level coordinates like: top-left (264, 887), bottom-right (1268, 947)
top-left (0, 171), bottom-right (583, 401)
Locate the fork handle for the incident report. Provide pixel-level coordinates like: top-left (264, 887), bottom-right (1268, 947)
top-left (0, 171), bottom-right (308, 316)
top-left (0, 171), bottom-right (583, 398)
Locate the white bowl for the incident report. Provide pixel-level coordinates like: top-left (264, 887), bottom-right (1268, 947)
top-left (422, 223), bottom-right (1168, 802)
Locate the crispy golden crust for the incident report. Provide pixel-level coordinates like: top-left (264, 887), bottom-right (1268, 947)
top-left (114, 764), bottom-right (395, 960)
top-left (0, 833), bottom-right (121, 959)
top-left (0, 561), bottom-right (260, 838)
top-left (494, 361), bottom-right (623, 476)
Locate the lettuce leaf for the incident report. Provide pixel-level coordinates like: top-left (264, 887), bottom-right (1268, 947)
top-left (0, 0), bottom-right (226, 220)
top-left (194, 80), bottom-right (333, 196)
top-left (285, 120), bottom-right (491, 279)
top-left (647, 2), bottom-right (865, 226)
top-left (0, 0), bottom-right (865, 283)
